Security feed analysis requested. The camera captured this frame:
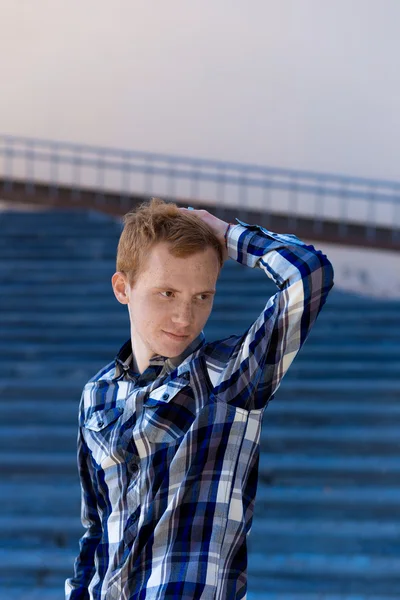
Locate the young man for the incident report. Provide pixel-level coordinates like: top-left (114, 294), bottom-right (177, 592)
top-left (66, 197), bottom-right (334, 600)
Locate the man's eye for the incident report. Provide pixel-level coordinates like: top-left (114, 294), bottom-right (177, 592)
top-left (160, 291), bottom-right (211, 301)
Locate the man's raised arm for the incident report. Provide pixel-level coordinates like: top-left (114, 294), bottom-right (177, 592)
top-left (207, 216), bottom-right (335, 411)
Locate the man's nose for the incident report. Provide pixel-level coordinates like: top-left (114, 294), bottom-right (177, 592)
top-left (171, 302), bottom-right (193, 325)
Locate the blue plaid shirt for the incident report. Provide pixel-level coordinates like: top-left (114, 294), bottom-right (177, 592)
top-left (65, 219), bottom-right (334, 600)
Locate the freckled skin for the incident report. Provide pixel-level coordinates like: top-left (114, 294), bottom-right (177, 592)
top-left (111, 242), bottom-right (220, 374)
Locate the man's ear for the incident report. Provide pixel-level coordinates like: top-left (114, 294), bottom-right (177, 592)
top-left (111, 272), bottom-right (130, 304)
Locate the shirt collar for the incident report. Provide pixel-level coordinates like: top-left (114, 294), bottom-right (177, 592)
top-left (113, 330), bottom-right (206, 382)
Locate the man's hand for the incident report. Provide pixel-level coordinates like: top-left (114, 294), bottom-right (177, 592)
top-left (179, 207), bottom-right (230, 262)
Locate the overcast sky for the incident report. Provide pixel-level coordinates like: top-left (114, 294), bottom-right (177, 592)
top-left (1, 0), bottom-right (400, 181)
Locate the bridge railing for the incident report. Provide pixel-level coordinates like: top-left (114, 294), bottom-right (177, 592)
top-left (1, 134), bottom-right (399, 243)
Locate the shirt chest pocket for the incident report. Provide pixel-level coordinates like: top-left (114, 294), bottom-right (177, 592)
top-left (142, 381), bottom-right (195, 445)
top-left (84, 406), bottom-right (124, 468)
top-left (85, 406), bottom-right (124, 432)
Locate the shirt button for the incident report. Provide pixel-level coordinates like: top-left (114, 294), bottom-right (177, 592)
top-left (182, 371), bottom-right (190, 380)
top-left (162, 393), bottom-right (169, 400)
top-left (98, 421), bottom-right (104, 427)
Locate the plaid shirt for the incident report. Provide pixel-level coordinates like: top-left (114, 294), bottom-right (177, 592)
top-left (65, 218), bottom-right (334, 600)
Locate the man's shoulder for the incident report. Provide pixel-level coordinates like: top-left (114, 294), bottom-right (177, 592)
top-left (78, 360), bottom-right (118, 418)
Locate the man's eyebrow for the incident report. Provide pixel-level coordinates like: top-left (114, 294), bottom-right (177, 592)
top-left (152, 286), bottom-right (216, 294)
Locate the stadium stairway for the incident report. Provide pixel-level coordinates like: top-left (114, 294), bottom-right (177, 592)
top-left (0, 205), bottom-right (399, 600)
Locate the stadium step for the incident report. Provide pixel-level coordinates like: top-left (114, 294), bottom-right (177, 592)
top-left (1, 205), bottom-right (399, 598)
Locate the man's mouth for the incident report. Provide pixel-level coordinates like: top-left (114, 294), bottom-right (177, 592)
top-left (163, 331), bottom-right (190, 340)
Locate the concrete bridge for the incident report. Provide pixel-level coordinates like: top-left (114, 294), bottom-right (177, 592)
top-left (1, 134), bottom-right (399, 252)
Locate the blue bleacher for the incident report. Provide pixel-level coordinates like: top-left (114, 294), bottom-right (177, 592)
top-left (1, 206), bottom-right (399, 599)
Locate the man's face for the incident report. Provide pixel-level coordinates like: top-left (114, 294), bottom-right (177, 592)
top-left (121, 242), bottom-right (220, 364)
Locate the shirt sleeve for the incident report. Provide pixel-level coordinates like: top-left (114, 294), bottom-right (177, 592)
top-left (210, 218), bottom-right (335, 411)
top-left (65, 394), bottom-right (102, 599)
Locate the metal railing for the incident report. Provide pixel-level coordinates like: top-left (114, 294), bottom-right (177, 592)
top-left (1, 134), bottom-right (399, 242)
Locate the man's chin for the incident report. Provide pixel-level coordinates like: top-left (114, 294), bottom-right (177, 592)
top-left (158, 331), bottom-right (191, 353)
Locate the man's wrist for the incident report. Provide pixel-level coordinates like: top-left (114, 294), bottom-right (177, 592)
top-left (224, 222), bottom-right (235, 247)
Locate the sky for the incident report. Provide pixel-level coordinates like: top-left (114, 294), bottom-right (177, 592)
top-left (1, 0), bottom-right (400, 182)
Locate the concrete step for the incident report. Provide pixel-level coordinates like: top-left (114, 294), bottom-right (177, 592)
top-left (0, 401), bottom-right (82, 424)
top-left (2, 358), bottom-right (399, 381)
top-left (2, 325), bottom-right (399, 346)
top-left (0, 592), bottom-right (396, 600)
top-left (0, 516), bottom-right (80, 547)
top-left (0, 225), bottom-right (121, 238)
top-left (0, 258), bottom-right (263, 274)
top-left (1, 397), bottom-right (400, 428)
top-left (2, 482), bottom-right (80, 516)
top-left (2, 451), bottom-right (400, 485)
top-left (1, 378), bottom-right (398, 402)
top-left (0, 547), bottom-right (75, 586)
top-left (2, 424), bottom-right (400, 456)
top-left (0, 591), bottom-right (397, 600)
top-left (247, 595), bottom-right (398, 600)
top-left (0, 271), bottom-right (395, 307)
top-left (4, 480), bottom-right (400, 521)
top-left (1, 547), bottom-right (399, 594)
top-left (0, 246), bottom-right (116, 260)
top-left (0, 206), bottom-right (119, 223)
top-left (254, 485), bottom-right (400, 520)
top-left (0, 426), bottom-right (78, 452)
top-left (2, 278), bottom-right (391, 307)
top-left (0, 338), bottom-right (399, 357)
top-left (264, 399), bottom-right (400, 425)
top-left (0, 453), bottom-right (75, 476)
top-left (0, 588), bottom-right (65, 600)
top-left (1, 360), bottom-right (105, 381)
top-left (2, 296), bottom-right (399, 323)
top-left (2, 515), bottom-right (400, 556)
top-left (258, 454), bottom-right (400, 486)
top-left (247, 552), bottom-right (400, 594)
top-left (260, 425), bottom-right (400, 455)
top-left (0, 381), bottom-right (86, 400)
top-left (248, 518), bottom-right (400, 555)
top-left (0, 269), bottom-right (116, 284)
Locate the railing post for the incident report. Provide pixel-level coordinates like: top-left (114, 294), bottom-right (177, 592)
top-left (71, 149), bottom-right (81, 201)
top-left (313, 182), bottom-right (325, 235)
top-left (338, 182), bottom-right (349, 238)
top-left (95, 149), bottom-right (105, 205)
top-left (262, 179), bottom-right (272, 227)
top-left (288, 175), bottom-right (298, 231)
top-left (145, 155), bottom-right (154, 195)
top-left (366, 186), bottom-right (377, 243)
top-left (3, 138), bottom-right (14, 193)
top-left (25, 139), bottom-right (35, 195)
top-left (391, 190), bottom-right (400, 244)
top-left (120, 151), bottom-right (131, 207)
top-left (190, 168), bottom-right (199, 201)
top-left (167, 159), bottom-right (176, 198)
top-left (49, 142), bottom-right (59, 199)
top-left (238, 168), bottom-right (248, 221)
top-left (215, 166), bottom-right (226, 218)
